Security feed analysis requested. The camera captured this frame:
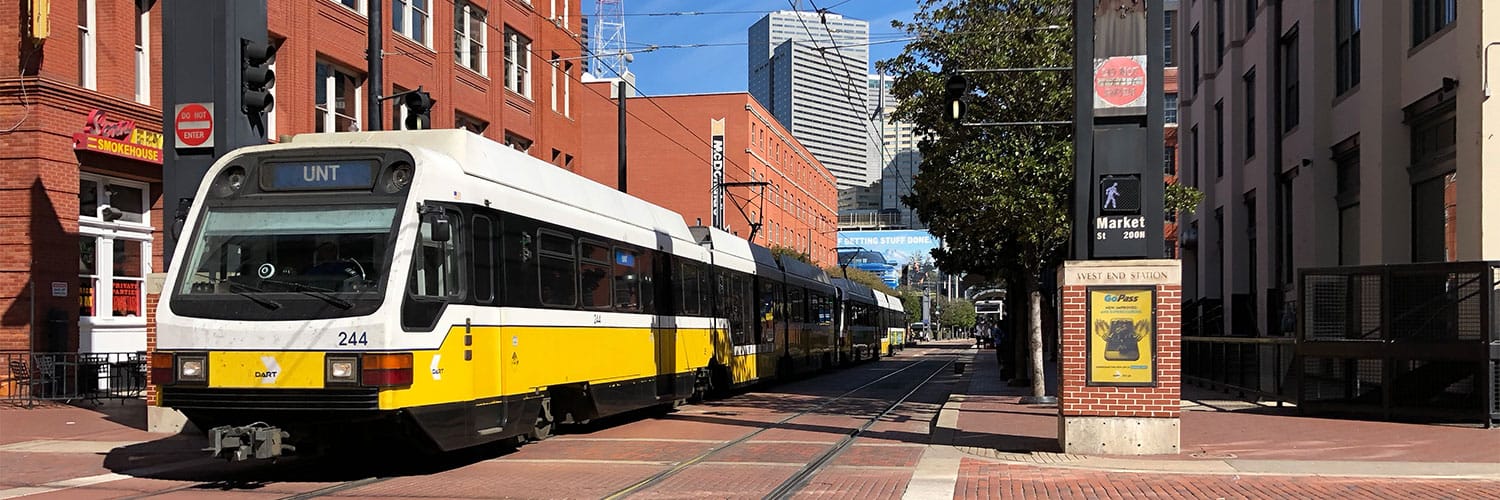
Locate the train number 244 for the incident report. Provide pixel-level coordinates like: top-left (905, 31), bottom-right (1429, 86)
top-left (338, 331), bottom-right (368, 346)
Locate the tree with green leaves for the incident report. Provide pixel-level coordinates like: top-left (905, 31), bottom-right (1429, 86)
top-left (939, 297), bottom-right (977, 331)
top-left (881, 0), bottom-right (1073, 401)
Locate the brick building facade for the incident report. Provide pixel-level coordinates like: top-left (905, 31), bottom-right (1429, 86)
top-left (0, 0), bottom-right (586, 357)
top-left (575, 87), bottom-right (840, 266)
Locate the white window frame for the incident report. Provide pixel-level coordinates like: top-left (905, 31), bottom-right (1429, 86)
top-left (315, 60), bottom-right (364, 133)
top-left (77, 174), bottom-right (152, 327)
top-left (550, 54), bottom-right (559, 112)
top-left (563, 61), bottom-right (572, 117)
top-left (454, 2), bottom-right (487, 76)
top-left (551, 0), bottom-right (569, 29)
top-left (333, 0), bottom-right (367, 15)
top-left (393, 0), bottom-right (432, 47)
top-left (79, 0), bottom-right (96, 90)
top-left (504, 28), bottom-right (532, 98)
top-left (135, 10), bottom-right (150, 104)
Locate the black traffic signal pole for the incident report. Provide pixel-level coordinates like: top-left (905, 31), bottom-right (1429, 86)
top-left (163, 0), bottom-right (274, 269)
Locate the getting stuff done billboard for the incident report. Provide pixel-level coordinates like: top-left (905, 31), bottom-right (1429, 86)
top-left (836, 230), bottom-right (941, 288)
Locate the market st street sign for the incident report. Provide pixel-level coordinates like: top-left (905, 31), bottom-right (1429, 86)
top-left (71, 109), bottom-right (164, 165)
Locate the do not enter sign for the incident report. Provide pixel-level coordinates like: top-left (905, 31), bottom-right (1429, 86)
top-left (1093, 56), bottom-right (1147, 109)
top-left (174, 103), bottom-right (215, 149)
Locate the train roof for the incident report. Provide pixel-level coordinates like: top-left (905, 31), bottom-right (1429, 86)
top-left (831, 278), bottom-right (876, 302)
top-left (282, 130), bottom-right (706, 259)
top-left (779, 255), bottom-right (833, 292)
top-left (688, 226), bottom-right (757, 275)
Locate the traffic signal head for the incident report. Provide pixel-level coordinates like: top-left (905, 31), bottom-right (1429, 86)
top-left (241, 39), bottom-right (278, 115)
top-left (402, 90), bottom-right (434, 130)
top-left (943, 74), bottom-right (968, 123)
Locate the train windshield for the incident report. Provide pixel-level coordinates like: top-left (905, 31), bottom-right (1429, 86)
top-left (173, 204), bottom-right (399, 317)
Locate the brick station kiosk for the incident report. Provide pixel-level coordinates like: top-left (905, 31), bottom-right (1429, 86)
top-left (1057, 260), bottom-right (1181, 455)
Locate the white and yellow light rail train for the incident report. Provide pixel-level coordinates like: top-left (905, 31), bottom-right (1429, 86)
top-left (153, 130), bottom-right (907, 460)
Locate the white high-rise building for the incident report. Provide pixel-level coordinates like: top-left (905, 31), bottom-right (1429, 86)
top-left (749, 10), bottom-right (872, 195)
top-left (869, 74), bottom-right (924, 229)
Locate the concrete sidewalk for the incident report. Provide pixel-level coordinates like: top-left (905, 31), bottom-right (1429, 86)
top-left (933, 340), bottom-right (1500, 480)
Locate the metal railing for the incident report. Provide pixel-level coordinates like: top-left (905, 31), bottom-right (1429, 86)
top-left (1184, 336), bottom-right (1296, 404)
top-left (2, 351), bottom-right (148, 406)
top-left (1298, 261), bottom-right (1498, 427)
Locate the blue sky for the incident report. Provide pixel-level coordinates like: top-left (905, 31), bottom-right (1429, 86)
top-left (592, 1), bottom-right (919, 96)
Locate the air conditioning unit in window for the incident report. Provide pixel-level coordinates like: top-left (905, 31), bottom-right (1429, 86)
top-left (551, 16), bottom-right (563, 29)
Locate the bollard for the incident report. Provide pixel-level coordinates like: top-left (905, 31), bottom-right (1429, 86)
top-left (953, 362), bottom-right (965, 375)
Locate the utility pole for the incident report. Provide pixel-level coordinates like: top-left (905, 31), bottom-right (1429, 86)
top-left (618, 80), bottom-right (627, 192)
top-left (367, 0), bottom-right (383, 131)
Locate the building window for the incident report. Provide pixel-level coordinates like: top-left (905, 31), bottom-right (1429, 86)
top-left (1281, 27), bottom-right (1299, 132)
top-left (1244, 68), bottom-right (1255, 159)
top-left (1245, 0), bottom-right (1256, 32)
top-left (563, 61), bottom-right (573, 117)
top-left (315, 60), bottom-right (363, 133)
top-left (1165, 92), bottom-right (1178, 124)
top-left (1336, 0), bottom-right (1361, 95)
top-left (551, 0), bottom-right (570, 29)
top-left (78, 0), bottom-right (96, 89)
top-left (1244, 191), bottom-right (1257, 322)
top-left (1191, 25), bottom-right (1201, 94)
top-left (1164, 10), bottom-right (1176, 66)
top-left (1165, 146), bottom-right (1177, 176)
top-left (1412, 0), bottom-right (1456, 47)
top-left (1190, 124), bottom-right (1200, 188)
top-left (78, 175), bottom-right (152, 321)
top-left (1214, 100), bottom-right (1224, 177)
top-left (504, 28), bottom-right (532, 98)
top-left (454, 2), bottom-right (486, 75)
top-left (134, 10), bottom-right (149, 104)
top-left (504, 132), bottom-right (532, 153)
top-left (1215, 0), bottom-right (1225, 67)
top-left (550, 53), bottom-right (560, 112)
top-left (335, 0), bottom-right (366, 14)
top-left (1333, 135), bottom-right (1360, 265)
top-left (455, 111), bottom-right (488, 133)
top-left (1408, 97), bottom-right (1456, 262)
top-left (393, 0), bottom-right (431, 46)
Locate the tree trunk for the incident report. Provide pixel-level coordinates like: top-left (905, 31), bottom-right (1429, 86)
top-left (1028, 284), bottom-right (1047, 399)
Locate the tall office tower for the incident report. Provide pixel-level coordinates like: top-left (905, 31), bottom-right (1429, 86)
top-left (748, 10), bottom-right (872, 194)
top-left (869, 74), bottom-right (924, 228)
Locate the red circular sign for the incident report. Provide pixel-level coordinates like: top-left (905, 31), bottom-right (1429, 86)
top-left (1094, 57), bottom-right (1146, 107)
top-left (175, 103), bottom-right (214, 147)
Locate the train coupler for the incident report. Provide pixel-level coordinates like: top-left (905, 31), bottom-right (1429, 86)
top-left (203, 423), bottom-right (296, 461)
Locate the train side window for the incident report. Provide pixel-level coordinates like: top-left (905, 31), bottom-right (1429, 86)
top-left (538, 230), bottom-right (577, 307)
top-left (472, 215), bottom-right (496, 304)
top-left (635, 249), bottom-right (655, 314)
top-left (788, 287), bottom-right (805, 323)
top-left (678, 260), bottom-right (699, 316)
top-left (410, 210), bottom-right (461, 298)
top-left (612, 247), bottom-right (641, 312)
top-left (579, 239), bottom-right (611, 310)
top-left (758, 279), bottom-right (778, 344)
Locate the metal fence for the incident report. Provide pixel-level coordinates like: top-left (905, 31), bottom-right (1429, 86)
top-left (1298, 262), bottom-right (1498, 427)
top-left (1, 351), bottom-right (148, 406)
top-left (1183, 336), bottom-right (1296, 404)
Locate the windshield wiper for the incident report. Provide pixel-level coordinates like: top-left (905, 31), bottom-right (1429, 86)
top-left (261, 278), bottom-right (354, 310)
top-left (223, 281), bottom-right (282, 310)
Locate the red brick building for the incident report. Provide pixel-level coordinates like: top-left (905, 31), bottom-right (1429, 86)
top-left (0, 0), bottom-right (585, 357)
top-left (576, 86), bottom-right (839, 266)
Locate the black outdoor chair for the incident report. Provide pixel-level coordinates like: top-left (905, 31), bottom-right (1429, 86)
top-left (8, 359), bottom-right (53, 407)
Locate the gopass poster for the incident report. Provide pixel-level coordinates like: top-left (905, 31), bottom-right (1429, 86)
top-left (1087, 287), bottom-right (1156, 386)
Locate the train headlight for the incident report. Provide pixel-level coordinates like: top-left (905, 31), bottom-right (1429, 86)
top-left (381, 162), bottom-right (414, 194)
top-left (326, 356), bottom-right (358, 384)
top-left (178, 355), bottom-right (206, 383)
top-left (210, 166), bottom-right (248, 198)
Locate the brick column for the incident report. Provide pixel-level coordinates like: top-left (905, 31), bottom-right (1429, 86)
top-left (1057, 259), bottom-right (1181, 455)
top-left (144, 291), bottom-right (159, 405)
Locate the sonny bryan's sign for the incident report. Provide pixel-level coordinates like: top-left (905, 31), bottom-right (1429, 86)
top-left (71, 110), bottom-right (164, 165)
top-left (1087, 286), bottom-right (1156, 386)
